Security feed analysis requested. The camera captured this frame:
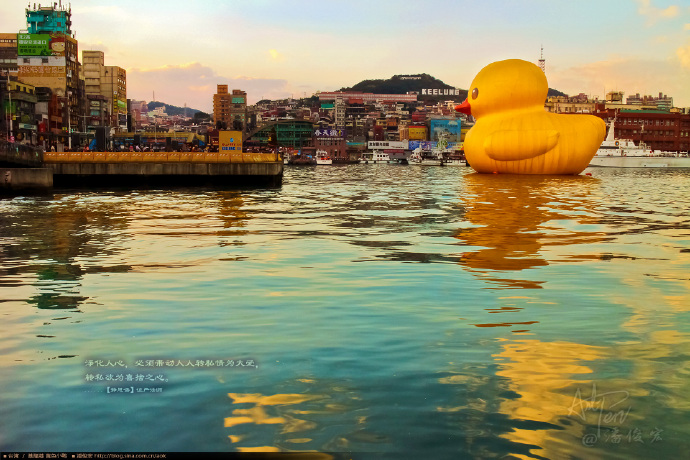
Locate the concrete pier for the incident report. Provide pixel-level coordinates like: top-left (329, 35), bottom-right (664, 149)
top-left (0, 168), bottom-right (54, 194)
top-left (46, 161), bottom-right (284, 187)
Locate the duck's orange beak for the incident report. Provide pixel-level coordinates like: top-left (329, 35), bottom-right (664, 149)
top-left (455, 98), bottom-right (471, 115)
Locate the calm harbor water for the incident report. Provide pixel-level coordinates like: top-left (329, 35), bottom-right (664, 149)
top-left (1, 165), bottom-right (689, 458)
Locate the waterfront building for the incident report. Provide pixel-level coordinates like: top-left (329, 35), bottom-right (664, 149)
top-left (18, 3), bottom-right (79, 143)
top-left (86, 93), bottom-right (107, 129)
top-left (544, 96), bottom-right (597, 114)
top-left (626, 92), bottom-right (674, 111)
top-left (334, 96), bottom-right (346, 128)
top-left (82, 50), bottom-right (127, 132)
top-left (213, 85), bottom-right (247, 131)
top-left (229, 89), bottom-right (247, 131)
top-left (2, 79), bottom-right (37, 144)
top-left (594, 108), bottom-right (690, 152)
top-left (314, 127), bottom-right (347, 161)
top-left (245, 120), bottom-right (314, 150)
top-left (344, 115), bottom-right (367, 143)
top-left (129, 100), bottom-right (149, 130)
top-left (35, 86), bottom-right (63, 146)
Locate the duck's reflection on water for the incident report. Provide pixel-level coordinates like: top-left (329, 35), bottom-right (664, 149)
top-left (455, 173), bottom-right (605, 289)
top-left (224, 379), bottom-right (390, 453)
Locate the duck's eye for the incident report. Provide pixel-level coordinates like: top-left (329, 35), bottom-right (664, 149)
top-left (472, 88), bottom-right (479, 100)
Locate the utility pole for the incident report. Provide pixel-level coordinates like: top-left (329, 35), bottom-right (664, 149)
top-left (7, 72), bottom-right (13, 141)
top-left (67, 91), bottom-right (72, 150)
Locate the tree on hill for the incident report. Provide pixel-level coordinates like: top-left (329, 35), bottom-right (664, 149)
top-left (193, 111), bottom-right (211, 123)
top-left (547, 88), bottom-right (567, 98)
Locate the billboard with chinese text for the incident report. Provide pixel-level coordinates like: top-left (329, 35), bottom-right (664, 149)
top-left (17, 55), bottom-right (66, 92)
top-left (17, 33), bottom-right (66, 56)
top-left (314, 128), bottom-right (346, 139)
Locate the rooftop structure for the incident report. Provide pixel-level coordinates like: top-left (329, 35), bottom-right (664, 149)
top-left (26, 2), bottom-right (72, 35)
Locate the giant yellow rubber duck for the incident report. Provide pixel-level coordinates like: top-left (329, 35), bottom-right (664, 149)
top-left (456, 59), bottom-right (606, 175)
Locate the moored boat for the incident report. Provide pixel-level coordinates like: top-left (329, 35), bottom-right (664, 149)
top-left (315, 150), bottom-right (333, 165)
top-left (441, 151), bottom-right (467, 166)
top-left (408, 133), bottom-right (466, 165)
top-left (408, 147), bottom-right (443, 165)
top-left (288, 154), bottom-right (317, 165)
top-left (590, 118), bottom-right (690, 168)
top-left (359, 151), bottom-right (396, 164)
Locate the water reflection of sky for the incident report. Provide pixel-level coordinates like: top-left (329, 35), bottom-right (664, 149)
top-left (1, 167), bottom-right (689, 456)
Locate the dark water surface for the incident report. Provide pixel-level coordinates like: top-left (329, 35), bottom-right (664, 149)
top-left (1, 165), bottom-right (689, 458)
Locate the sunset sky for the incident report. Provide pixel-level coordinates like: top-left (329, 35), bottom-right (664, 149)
top-left (3, 0), bottom-right (690, 112)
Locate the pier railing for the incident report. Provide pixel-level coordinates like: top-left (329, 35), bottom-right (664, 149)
top-left (43, 151), bottom-right (280, 164)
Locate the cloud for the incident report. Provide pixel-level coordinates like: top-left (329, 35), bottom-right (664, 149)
top-left (268, 49), bottom-right (284, 62)
top-left (126, 62), bottom-right (294, 109)
top-left (678, 44), bottom-right (690, 69)
top-left (637, 0), bottom-right (680, 24)
top-left (684, 23), bottom-right (690, 30)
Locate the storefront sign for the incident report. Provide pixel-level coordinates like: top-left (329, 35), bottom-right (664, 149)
top-left (315, 128), bottom-right (345, 138)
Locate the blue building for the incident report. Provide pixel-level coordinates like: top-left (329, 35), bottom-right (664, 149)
top-left (26, 3), bottom-right (72, 34)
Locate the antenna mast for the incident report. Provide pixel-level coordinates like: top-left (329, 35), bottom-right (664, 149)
top-left (538, 46), bottom-right (546, 73)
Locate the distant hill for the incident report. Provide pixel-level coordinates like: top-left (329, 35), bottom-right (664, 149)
top-left (547, 88), bottom-right (567, 97)
top-left (341, 74), bottom-right (458, 94)
top-left (339, 73), bottom-right (568, 102)
top-left (340, 74), bottom-right (467, 102)
top-left (147, 101), bottom-right (204, 117)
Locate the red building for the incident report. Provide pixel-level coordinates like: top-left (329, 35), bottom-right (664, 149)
top-left (318, 91), bottom-right (417, 104)
top-left (314, 127), bottom-right (347, 161)
top-left (594, 108), bottom-right (690, 153)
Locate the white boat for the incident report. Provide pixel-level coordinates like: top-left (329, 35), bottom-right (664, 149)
top-left (315, 150), bottom-right (332, 165)
top-left (441, 154), bottom-right (467, 166)
top-left (408, 147), bottom-right (443, 165)
top-left (359, 151), bottom-right (396, 164)
top-left (367, 141), bottom-right (408, 163)
top-left (409, 135), bottom-right (466, 165)
top-left (590, 118), bottom-right (690, 168)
